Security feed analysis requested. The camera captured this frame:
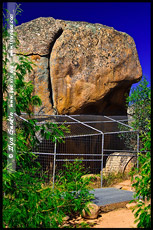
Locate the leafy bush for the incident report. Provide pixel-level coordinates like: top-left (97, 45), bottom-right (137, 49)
top-left (55, 160), bottom-right (94, 217)
top-left (103, 172), bottom-right (130, 187)
top-left (130, 119), bottom-right (151, 228)
top-left (3, 5), bottom-right (86, 228)
top-left (86, 172), bottom-right (130, 189)
top-left (125, 77), bottom-right (151, 228)
top-left (127, 76), bottom-right (151, 133)
top-left (3, 8), bottom-right (93, 227)
top-left (3, 22), bottom-right (42, 117)
top-left (3, 160), bottom-right (94, 228)
top-left (118, 76), bottom-right (151, 151)
top-left (116, 76), bottom-right (151, 227)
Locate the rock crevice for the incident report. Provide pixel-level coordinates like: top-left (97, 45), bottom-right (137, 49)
top-left (48, 28), bottom-right (64, 110)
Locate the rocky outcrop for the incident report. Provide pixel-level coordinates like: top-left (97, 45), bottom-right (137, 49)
top-left (15, 17), bottom-right (142, 115)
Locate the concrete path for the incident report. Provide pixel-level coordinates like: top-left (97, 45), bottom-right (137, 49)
top-left (91, 187), bottom-right (134, 206)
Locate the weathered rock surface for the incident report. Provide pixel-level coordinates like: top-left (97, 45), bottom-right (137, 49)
top-left (103, 152), bottom-right (137, 175)
top-left (15, 17), bottom-right (64, 114)
top-left (15, 17), bottom-right (63, 55)
top-left (82, 203), bottom-right (100, 219)
top-left (28, 55), bottom-right (53, 115)
top-left (15, 17), bottom-right (142, 115)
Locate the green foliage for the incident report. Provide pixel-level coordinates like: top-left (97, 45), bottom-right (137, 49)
top-left (3, 160), bottom-right (94, 228)
top-left (117, 126), bottom-right (137, 152)
top-left (3, 3), bottom-right (23, 26)
top-left (3, 48), bottom-right (42, 117)
top-left (127, 76), bottom-right (151, 133)
top-left (2, 3), bottom-right (69, 167)
top-left (76, 222), bottom-right (91, 228)
top-left (3, 112), bottom-right (70, 228)
top-left (56, 159), bottom-right (90, 190)
top-left (87, 172), bottom-right (130, 189)
top-left (116, 76), bottom-right (151, 228)
top-left (55, 160), bottom-right (94, 217)
top-left (3, 5), bottom-right (93, 228)
top-left (118, 76), bottom-right (151, 151)
top-left (129, 111), bottom-right (151, 228)
top-left (103, 171), bottom-right (130, 187)
top-left (2, 4), bottom-right (42, 117)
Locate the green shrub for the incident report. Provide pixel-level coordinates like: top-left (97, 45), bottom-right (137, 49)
top-left (130, 119), bottom-right (151, 228)
top-left (118, 76), bottom-right (151, 151)
top-left (124, 76), bottom-right (151, 228)
top-left (83, 171), bottom-right (130, 189)
top-left (103, 172), bottom-right (130, 187)
top-left (127, 76), bottom-right (151, 133)
top-left (55, 160), bottom-right (94, 217)
top-left (2, 5), bottom-right (76, 228)
top-left (3, 160), bottom-right (94, 228)
top-left (123, 76), bottom-right (151, 228)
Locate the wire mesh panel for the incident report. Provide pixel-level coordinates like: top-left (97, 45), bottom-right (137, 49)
top-left (71, 115), bottom-right (110, 122)
top-left (55, 134), bottom-right (102, 174)
top-left (31, 140), bottom-right (55, 182)
top-left (15, 114), bottom-right (139, 187)
top-left (104, 132), bottom-right (137, 152)
top-left (34, 153), bottom-right (54, 182)
top-left (102, 116), bottom-right (138, 170)
top-left (64, 122), bottom-right (100, 137)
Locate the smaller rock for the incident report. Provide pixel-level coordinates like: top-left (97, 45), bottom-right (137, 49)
top-left (82, 203), bottom-right (100, 219)
top-left (126, 202), bottom-right (137, 209)
top-left (122, 186), bottom-right (133, 191)
top-left (62, 215), bottom-right (70, 221)
top-left (62, 223), bottom-right (69, 227)
top-left (76, 215), bottom-right (82, 221)
top-left (113, 185), bottom-right (122, 189)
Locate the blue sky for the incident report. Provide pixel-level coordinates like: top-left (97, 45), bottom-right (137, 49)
top-left (4, 2), bottom-right (151, 87)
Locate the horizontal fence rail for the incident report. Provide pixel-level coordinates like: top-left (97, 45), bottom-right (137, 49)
top-left (16, 114), bottom-right (139, 188)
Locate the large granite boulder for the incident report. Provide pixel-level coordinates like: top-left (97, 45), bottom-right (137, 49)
top-left (15, 17), bottom-right (142, 115)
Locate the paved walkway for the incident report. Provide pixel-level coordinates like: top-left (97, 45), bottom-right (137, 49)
top-left (91, 187), bottom-right (134, 206)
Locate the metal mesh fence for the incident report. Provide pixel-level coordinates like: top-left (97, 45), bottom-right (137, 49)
top-left (55, 135), bottom-right (102, 173)
top-left (15, 114), bottom-right (139, 187)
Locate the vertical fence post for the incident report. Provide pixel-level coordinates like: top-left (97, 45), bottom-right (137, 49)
top-left (101, 134), bottom-right (104, 188)
top-left (52, 138), bottom-right (57, 189)
top-left (137, 131), bottom-right (139, 170)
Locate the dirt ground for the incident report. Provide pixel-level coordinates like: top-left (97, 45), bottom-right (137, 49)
top-left (64, 179), bottom-right (138, 228)
top-left (92, 179), bottom-right (137, 228)
top-left (64, 207), bottom-right (137, 228)
top-left (91, 207), bottom-right (137, 228)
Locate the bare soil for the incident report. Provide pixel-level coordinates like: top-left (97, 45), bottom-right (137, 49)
top-left (64, 179), bottom-right (138, 228)
top-left (92, 207), bottom-right (137, 228)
